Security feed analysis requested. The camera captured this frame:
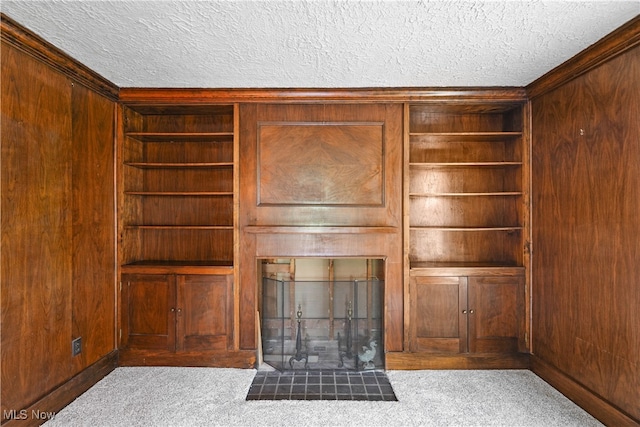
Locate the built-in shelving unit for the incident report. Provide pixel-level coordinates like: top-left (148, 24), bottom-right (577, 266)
top-left (407, 103), bottom-right (526, 270)
top-left (119, 104), bottom-right (236, 271)
top-left (404, 102), bottom-right (529, 359)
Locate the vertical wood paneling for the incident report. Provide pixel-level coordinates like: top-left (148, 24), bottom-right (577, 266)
top-left (1, 43), bottom-right (74, 414)
top-left (71, 84), bottom-right (116, 370)
top-left (531, 45), bottom-right (639, 421)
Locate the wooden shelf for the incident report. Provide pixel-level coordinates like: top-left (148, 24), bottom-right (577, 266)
top-left (409, 262), bottom-right (524, 277)
top-left (410, 162), bottom-right (522, 168)
top-left (245, 226), bottom-right (398, 234)
top-left (407, 102), bottom-right (526, 268)
top-left (125, 132), bottom-right (233, 142)
top-left (125, 162), bottom-right (233, 169)
top-left (120, 103), bottom-right (235, 267)
top-left (409, 132), bottom-right (522, 141)
top-left (410, 226), bottom-right (522, 231)
top-left (410, 192), bottom-right (522, 197)
top-left (125, 225), bottom-right (233, 230)
top-left (121, 260), bottom-right (233, 275)
top-left (124, 191), bottom-right (233, 197)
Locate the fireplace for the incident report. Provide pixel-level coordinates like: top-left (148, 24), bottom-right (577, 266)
top-left (238, 103), bottom-right (404, 356)
top-left (259, 258), bottom-right (384, 371)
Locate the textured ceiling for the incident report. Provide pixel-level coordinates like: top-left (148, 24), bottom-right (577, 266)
top-left (1, 1), bottom-right (638, 88)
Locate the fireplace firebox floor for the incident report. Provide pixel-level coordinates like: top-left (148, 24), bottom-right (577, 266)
top-left (246, 370), bottom-right (398, 401)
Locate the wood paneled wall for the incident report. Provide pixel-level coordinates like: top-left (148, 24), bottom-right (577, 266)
top-left (1, 15), bottom-right (118, 424)
top-left (529, 22), bottom-right (639, 424)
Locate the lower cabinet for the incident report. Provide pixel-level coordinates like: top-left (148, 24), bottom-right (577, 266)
top-left (121, 273), bottom-right (233, 353)
top-left (409, 274), bottom-right (525, 354)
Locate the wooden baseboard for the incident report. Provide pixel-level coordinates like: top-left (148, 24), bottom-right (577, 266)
top-left (385, 352), bottom-right (530, 370)
top-left (1, 351), bottom-right (118, 427)
top-left (118, 349), bottom-right (256, 368)
top-left (531, 356), bottom-right (639, 426)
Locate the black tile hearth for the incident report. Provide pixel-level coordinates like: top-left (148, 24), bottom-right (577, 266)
top-left (246, 370), bottom-right (398, 401)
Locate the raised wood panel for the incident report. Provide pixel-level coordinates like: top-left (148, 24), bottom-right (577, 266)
top-left (177, 274), bottom-right (232, 351)
top-left (239, 103), bottom-right (402, 227)
top-left (531, 45), bottom-right (639, 421)
top-left (71, 82), bottom-right (116, 370)
top-left (258, 123), bottom-right (384, 205)
top-left (1, 42), bottom-right (74, 416)
top-left (468, 276), bottom-right (524, 353)
top-left (410, 276), bottom-right (466, 353)
top-left (123, 274), bottom-right (176, 351)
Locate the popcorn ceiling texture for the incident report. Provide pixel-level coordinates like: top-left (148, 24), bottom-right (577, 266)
top-left (1, 1), bottom-right (638, 88)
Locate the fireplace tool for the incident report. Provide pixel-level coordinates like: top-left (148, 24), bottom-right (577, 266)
top-left (289, 304), bottom-right (308, 368)
top-left (338, 301), bottom-right (354, 368)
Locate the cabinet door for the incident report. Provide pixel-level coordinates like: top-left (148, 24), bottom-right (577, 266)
top-left (410, 276), bottom-right (468, 353)
top-left (122, 274), bottom-right (176, 351)
top-left (176, 274), bottom-right (233, 352)
top-left (468, 276), bottom-right (524, 353)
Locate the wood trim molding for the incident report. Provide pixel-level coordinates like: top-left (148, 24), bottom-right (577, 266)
top-left (531, 356), bottom-right (639, 426)
top-left (1, 351), bottom-right (118, 427)
top-left (385, 352), bottom-right (530, 370)
top-left (0, 13), bottom-right (119, 101)
top-left (527, 15), bottom-right (640, 99)
top-left (118, 349), bottom-right (256, 368)
top-left (119, 87), bottom-right (527, 105)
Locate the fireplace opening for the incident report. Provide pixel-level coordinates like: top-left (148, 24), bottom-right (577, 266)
top-left (258, 258), bottom-right (385, 371)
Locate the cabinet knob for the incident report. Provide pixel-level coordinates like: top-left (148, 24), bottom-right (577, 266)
top-left (170, 308), bottom-right (176, 312)
top-left (469, 309), bottom-right (474, 314)
top-left (177, 308), bottom-right (182, 313)
top-left (462, 310), bottom-right (467, 314)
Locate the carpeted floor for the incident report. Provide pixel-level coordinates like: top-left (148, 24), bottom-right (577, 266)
top-left (44, 367), bottom-right (602, 427)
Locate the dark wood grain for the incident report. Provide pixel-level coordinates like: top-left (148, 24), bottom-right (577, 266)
top-left (177, 274), bottom-right (233, 351)
top-left (71, 83), bottom-right (117, 372)
top-left (386, 352), bottom-right (530, 370)
top-left (468, 276), bottom-right (524, 353)
top-left (410, 276), bottom-right (466, 353)
top-left (1, 42), bottom-right (74, 418)
top-left (119, 104), bottom-right (235, 266)
top-left (122, 274), bottom-right (176, 351)
top-left (531, 44), bottom-right (639, 422)
top-left (2, 352), bottom-right (117, 427)
top-left (258, 123), bottom-right (384, 206)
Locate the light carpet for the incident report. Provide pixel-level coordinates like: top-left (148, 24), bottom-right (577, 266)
top-left (44, 367), bottom-right (602, 426)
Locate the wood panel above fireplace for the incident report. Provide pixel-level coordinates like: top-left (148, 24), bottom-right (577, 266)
top-left (238, 103), bottom-right (404, 352)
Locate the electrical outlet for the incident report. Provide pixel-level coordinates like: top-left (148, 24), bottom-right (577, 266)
top-left (72, 337), bottom-right (82, 356)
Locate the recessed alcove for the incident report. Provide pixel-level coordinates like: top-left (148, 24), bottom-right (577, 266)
top-left (258, 258), bottom-right (385, 371)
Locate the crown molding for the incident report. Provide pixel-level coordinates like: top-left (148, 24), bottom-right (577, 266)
top-left (527, 15), bottom-right (640, 99)
top-left (118, 87), bottom-right (527, 105)
top-left (1, 13), bottom-right (119, 101)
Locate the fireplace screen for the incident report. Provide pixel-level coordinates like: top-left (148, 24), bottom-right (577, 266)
top-left (261, 277), bottom-right (384, 371)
